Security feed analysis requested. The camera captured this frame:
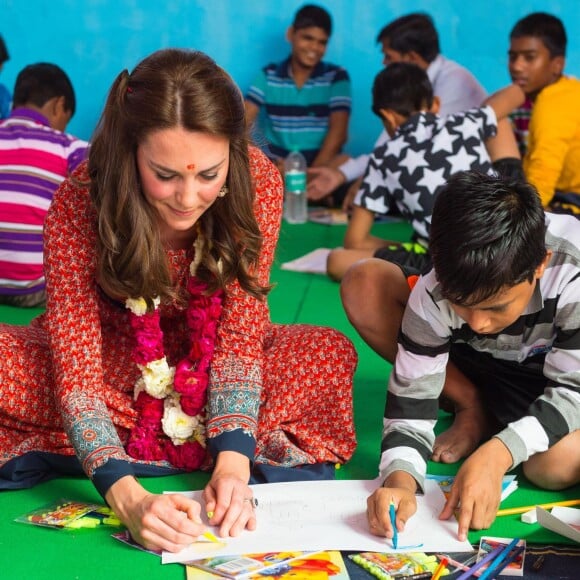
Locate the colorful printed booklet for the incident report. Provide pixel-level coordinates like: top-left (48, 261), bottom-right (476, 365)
top-left (15, 498), bottom-right (121, 529)
top-left (186, 551), bottom-right (349, 580)
top-left (427, 473), bottom-right (518, 503)
top-left (185, 551), bottom-right (321, 579)
top-left (349, 552), bottom-right (444, 580)
top-left (476, 537), bottom-right (526, 576)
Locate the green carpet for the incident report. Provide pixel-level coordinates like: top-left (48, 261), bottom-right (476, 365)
top-left (0, 219), bottom-right (578, 579)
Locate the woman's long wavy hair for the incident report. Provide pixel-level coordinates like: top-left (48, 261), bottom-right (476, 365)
top-left (87, 48), bottom-right (269, 307)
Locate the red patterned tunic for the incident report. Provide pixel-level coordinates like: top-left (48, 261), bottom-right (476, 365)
top-left (0, 147), bottom-right (357, 494)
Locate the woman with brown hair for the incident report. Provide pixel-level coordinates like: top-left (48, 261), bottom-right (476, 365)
top-left (0, 48), bottom-right (357, 552)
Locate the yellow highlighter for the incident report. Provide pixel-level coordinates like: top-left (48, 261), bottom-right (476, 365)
top-left (203, 531), bottom-right (219, 543)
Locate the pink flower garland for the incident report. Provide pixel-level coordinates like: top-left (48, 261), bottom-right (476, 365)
top-left (126, 276), bottom-right (223, 471)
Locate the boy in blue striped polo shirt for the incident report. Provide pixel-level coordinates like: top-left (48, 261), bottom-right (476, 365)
top-left (245, 4), bottom-right (351, 178)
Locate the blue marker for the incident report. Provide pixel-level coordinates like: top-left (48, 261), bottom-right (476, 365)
top-left (389, 498), bottom-right (398, 549)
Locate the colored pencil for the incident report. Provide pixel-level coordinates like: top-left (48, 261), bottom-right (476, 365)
top-left (496, 498), bottom-right (580, 516)
top-left (455, 544), bottom-right (505, 580)
top-left (431, 557), bottom-right (448, 580)
top-left (435, 554), bottom-right (477, 573)
top-left (478, 538), bottom-right (520, 580)
top-left (488, 545), bottom-right (525, 579)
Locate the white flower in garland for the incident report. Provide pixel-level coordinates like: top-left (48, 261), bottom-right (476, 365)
top-left (162, 394), bottom-right (200, 444)
top-left (139, 357), bottom-right (174, 399)
top-left (126, 296), bottom-right (160, 316)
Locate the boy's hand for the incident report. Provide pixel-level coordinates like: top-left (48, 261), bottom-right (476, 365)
top-left (307, 166), bottom-right (345, 201)
top-left (439, 438), bottom-right (513, 540)
top-left (367, 471), bottom-right (417, 539)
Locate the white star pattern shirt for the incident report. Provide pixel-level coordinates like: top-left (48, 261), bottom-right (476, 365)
top-left (354, 106), bottom-right (497, 240)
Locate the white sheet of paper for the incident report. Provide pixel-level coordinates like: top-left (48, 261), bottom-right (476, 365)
top-left (536, 506), bottom-right (580, 543)
top-left (280, 248), bottom-right (331, 274)
top-left (162, 478), bottom-right (472, 564)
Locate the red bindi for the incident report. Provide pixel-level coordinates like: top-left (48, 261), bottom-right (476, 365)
top-left (186, 163), bottom-right (195, 170)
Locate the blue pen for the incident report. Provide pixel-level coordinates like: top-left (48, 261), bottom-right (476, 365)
top-left (389, 498), bottom-right (398, 549)
top-left (478, 539), bottom-right (521, 580)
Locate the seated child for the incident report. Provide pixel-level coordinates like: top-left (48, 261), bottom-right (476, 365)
top-left (509, 12), bottom-right (580, 216)
top-left (326, 62), bottom-right (524, 280)
top-left (244, 4), bottom-right (351, 182)
top-left (364, 171), bottom-right (580, 542)
top-left (307, 12), bottom-right (487, 209)
top-left (0, 63), bottom-right (89, 307)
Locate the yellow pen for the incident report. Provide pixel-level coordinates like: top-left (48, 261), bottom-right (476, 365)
top-left (203, 530), bottom-right (220, 543)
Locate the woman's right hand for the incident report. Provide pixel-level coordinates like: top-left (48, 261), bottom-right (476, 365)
top-left (106, 475), bottom-right (207, 552)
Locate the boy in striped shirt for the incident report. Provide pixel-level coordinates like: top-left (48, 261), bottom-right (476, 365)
top-left (0, 63), bottom-right (88, 307)
top-left (244, 4), bottom-right (351, 177)
top-left (363, 171), bottom-right (580, 541)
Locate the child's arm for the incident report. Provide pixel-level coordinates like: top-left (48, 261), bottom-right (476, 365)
top-left (344, 205), bottom-right (388, 250)
top-left (482, 84), bottom-right (526, 121)
top-left (486, 118), bottom-right (521, 164)
top-left (311, 110), bottom-right (350, 167)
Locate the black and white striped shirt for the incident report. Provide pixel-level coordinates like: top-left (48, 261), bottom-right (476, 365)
top-left (380, 213), bottom-right (580, 488)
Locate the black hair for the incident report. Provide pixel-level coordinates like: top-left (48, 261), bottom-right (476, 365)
top-left (430, 171), bottom-right (547, 306)
top-left (510, 12), bottom-right (566, 58)
top-left (13, 63), bottom-right (76, 116)
top-left (376, 13), bottom-right (439, 63)
top-left (293, 4), bottom-right (332, 36)
top-left (0, 36), bottom-right (9, 65)
top-left (372, 62), bottom-right (433, 118)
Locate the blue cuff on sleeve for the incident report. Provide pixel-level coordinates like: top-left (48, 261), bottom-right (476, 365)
top-left (208, 429), bottom-right (256, 463)
top-left (91, 458), bottom-right (137, 499)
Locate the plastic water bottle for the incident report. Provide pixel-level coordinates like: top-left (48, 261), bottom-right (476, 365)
top-left (284, 149), bottom-right (307, 224)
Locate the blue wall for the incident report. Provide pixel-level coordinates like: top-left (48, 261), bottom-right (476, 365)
top-left (2, 0), bottom-right (579, 155)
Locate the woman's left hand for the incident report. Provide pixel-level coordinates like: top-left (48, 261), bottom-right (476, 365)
top-left (203, 451), bottom-right (257, 537)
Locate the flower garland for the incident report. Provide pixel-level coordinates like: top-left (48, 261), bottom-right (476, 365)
top-left (125, 237), bottom-right (223, 470)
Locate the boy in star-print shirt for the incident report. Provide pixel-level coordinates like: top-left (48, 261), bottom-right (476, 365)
top-left (326, 62), bottom-right (526, 281)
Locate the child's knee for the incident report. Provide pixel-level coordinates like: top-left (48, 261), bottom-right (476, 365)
top-left (523, 445), bottom-right (580, 490)
top-left (326, 249), bottom-right (345, 281)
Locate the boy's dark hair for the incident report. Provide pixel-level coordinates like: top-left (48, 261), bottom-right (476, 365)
top-left (510, 12), bottom-right (566, 58)
top-left (0, 36), bottom-right (9, 65)
top-left (377, 13), bottom-right (439, 63)
top-left (293, 4), bottom-right (332, 36)
top-left (430, 171), bottom-right (547, 307)
top-left (372, 62), bottom-right (433, 118)
top-left (13, 63), bottom-right (76, 116)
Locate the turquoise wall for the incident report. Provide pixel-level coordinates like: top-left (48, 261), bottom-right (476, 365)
top-left (2, 0), bottom-right (579, 155)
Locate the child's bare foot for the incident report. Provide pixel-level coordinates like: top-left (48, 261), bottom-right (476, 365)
top-left (432, 405), bottom-right (489, 463)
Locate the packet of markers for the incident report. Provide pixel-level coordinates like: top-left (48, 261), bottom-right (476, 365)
top-left (350, 552), bottom-right (448, 579)
top-left (14, 498), bottom-right (122, 529)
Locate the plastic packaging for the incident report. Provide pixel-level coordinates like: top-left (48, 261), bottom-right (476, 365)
top-left (284, 149), bottom-right (307, 224)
